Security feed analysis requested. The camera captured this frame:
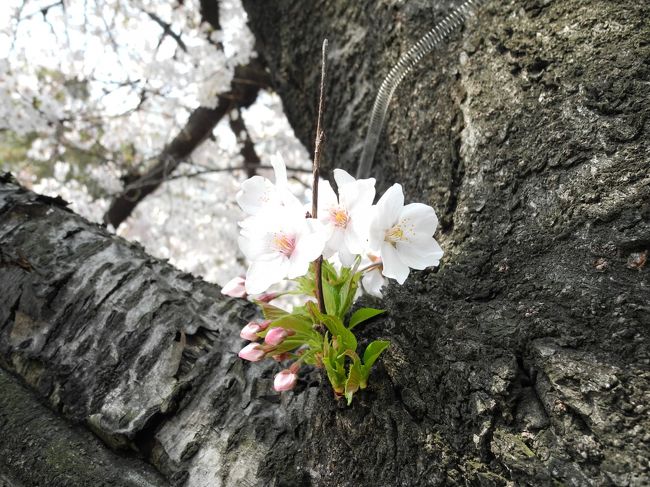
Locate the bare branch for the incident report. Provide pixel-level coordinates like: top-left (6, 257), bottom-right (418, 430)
top-left (143, 10), bottom-right (188, 53)
top-left (108, 163), bottom-right (312, 194)
top-left (103, 60), bottom-right (271, 228)
top-left (312, 39), bottom-right (328, 316)
top-left (229, 109), bottom-right (261, 178)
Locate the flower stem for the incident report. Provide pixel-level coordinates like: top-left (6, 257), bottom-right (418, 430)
top-left (359, 262), bottom-right (382, 274)
top-left (312, 38), bottom-right (328, 317)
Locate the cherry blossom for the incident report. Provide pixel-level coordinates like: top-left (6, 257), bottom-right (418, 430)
top-left (236, 155), bottom-right (303, 216)
top-left (318, 170), bottom-right (376, 265)
top-left (240, 320), bottom-right (270, 341)
top-left (264, 327), bottom-right (294, 346)
top-left (369, 184), bottom-right (443, 284)
top-left (238, 207), bottom-right (327, 294)
top-left (238, 343), bottom-right (265, 362)
top-left (361, 254), bottom-right (387, 298)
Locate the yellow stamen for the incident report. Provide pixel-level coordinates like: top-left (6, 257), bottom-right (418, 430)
top-left (385, 225), bottom-right (404, 244)
top-left (329, 208), bottom-right (350, 228)
top-left (273, 233), bottom-right (295, 256)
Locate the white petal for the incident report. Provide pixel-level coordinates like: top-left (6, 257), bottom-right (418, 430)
top-left (367, 206), bottom-right (384, 251)
top-left (396, 237), bottom-right (444, 270)
top-left (287, 220), bottom-right (327, 278)
top-left (340, 178), bottom-right (376, 213)
top-left (375, 183), bottom-right (404, 229)
top-left (333, 168), bottom-right (355, 188)
top-left (279, 188), bottom-right (305, 213)
top-left (345, 210), bottom-right (371, 254)
top-left (317, 179), bottom-right (339, 217)
top-left (270, 153), bottom-right (288, 187)
top-left (362, 268), bottom-right (385, 298)
top-left (338, 246), bottom-right (356, 267)
top-left (236, 176), bottom-right (276, 215)
top-left (245, 258), bottom-right (289, 294)
top-left (343, 222), bottom-right (363, 256)
top-left (326, 226), bottom-right (345, 252)
top-left (399, 203), bottom-right (439, 240)
top-left (380, 242), bottom-right (410, 284)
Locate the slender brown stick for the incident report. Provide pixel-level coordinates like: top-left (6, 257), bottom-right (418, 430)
top-left (312, 39), bottom-right (328, 316)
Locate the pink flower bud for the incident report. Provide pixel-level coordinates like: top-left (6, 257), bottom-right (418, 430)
top-left (264, 327), bottom-right (293, 346)
top-left (258, 292), bottom-right (278, 303)
top-left (273, 369), bottom-right (298, 391)
top-left (222, 276), bottom-right (247, 298)
top-left (257, 319), bottom-right (272, 331)
top-left (240, 322), bottom-right (262, 341)
top-left (240, 320), bottom-right (272, 341)
top-left (238, 343), bottom-right (265, 362)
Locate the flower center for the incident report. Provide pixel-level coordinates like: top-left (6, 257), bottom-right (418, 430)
top-left (272, 233), bottom-right (296, 257)
top-left (329, 207), bottom-right (350, 228)
top-left (385, 225), bottom-right (404, 245)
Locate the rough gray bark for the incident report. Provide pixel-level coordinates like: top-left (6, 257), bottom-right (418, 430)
top-left (1, 0), bottom-right (649, 486)
top-left (240, 0), bottom-right (650, 485)
top-left (0, 173), bottom-right (317, 486)
top-left (0, 367), bottom-right (168, 487)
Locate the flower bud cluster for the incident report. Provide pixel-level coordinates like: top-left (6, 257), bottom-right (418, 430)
top-left (237, 318), bottom-right (299, 391)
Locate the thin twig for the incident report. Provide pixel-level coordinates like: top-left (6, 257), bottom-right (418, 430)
top-left (312, 39), bottom-right (328, 316)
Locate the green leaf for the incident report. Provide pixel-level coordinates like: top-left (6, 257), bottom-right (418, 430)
top-left (322, 278), bottom-right (339, 316)
top-left (360, 340), bottom-right (390, 389)
top-left (362, 340), bottom-right (390, 369)
top-left (344, 358), bottom-right (362, 405)
top-left (258, 302), bottom-right (289, 320)
top-left (323, 334), bottom-right (345, 393)
top-left (268, 314), bottom-right (314, 334)
top-left (348, 308), bottom-right (385, 330)
top-left (338, 272), bottom-right (361, 319)
top-left (324, 315), bottom-right (357, 353)
top-left (267, 339), bottom-right (305, 355)
top-left (307, 301), bottom-right (357, 353)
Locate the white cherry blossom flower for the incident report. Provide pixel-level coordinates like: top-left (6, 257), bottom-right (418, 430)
top-left (236, 154), bottom-right (302, 216)
top-left (361, 253), bottom-right (387, 298)
top-left (369, 184), bottom-right (443, 284)
top-left (318, 169), bottom-right (375, 265)
top-left (239, 207), bottom-right (327, 294)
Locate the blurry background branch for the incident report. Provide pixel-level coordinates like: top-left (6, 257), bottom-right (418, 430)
top-left (103, 59), bottom-right (271, 228)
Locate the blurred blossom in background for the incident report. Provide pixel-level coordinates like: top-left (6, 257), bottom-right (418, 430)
top-left (0, 0), bottom-right (312, 285)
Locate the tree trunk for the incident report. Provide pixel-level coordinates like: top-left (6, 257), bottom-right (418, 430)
top-left (0, 173), bottom-right (318, 486)
top-left (240, 0), bottom-right (649, 485)
top-left (1, 0), bottom-right (649, 485)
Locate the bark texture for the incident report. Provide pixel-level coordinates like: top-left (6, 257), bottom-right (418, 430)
top-left (1, 0), bottom-right (649, 485)
top-left (0, 368), bottom-right (167, 487)
top-left (0, 173), bottom-right (317, 486)
top-left (241, 0), bottom-right (650, 485)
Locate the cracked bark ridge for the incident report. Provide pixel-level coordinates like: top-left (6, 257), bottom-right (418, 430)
top-left (0, 367), bottom-right (168, 487)
top-left (0, 173), bottom-right (319, 486)
top-left (243, 0), bottom-right (650, 485)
